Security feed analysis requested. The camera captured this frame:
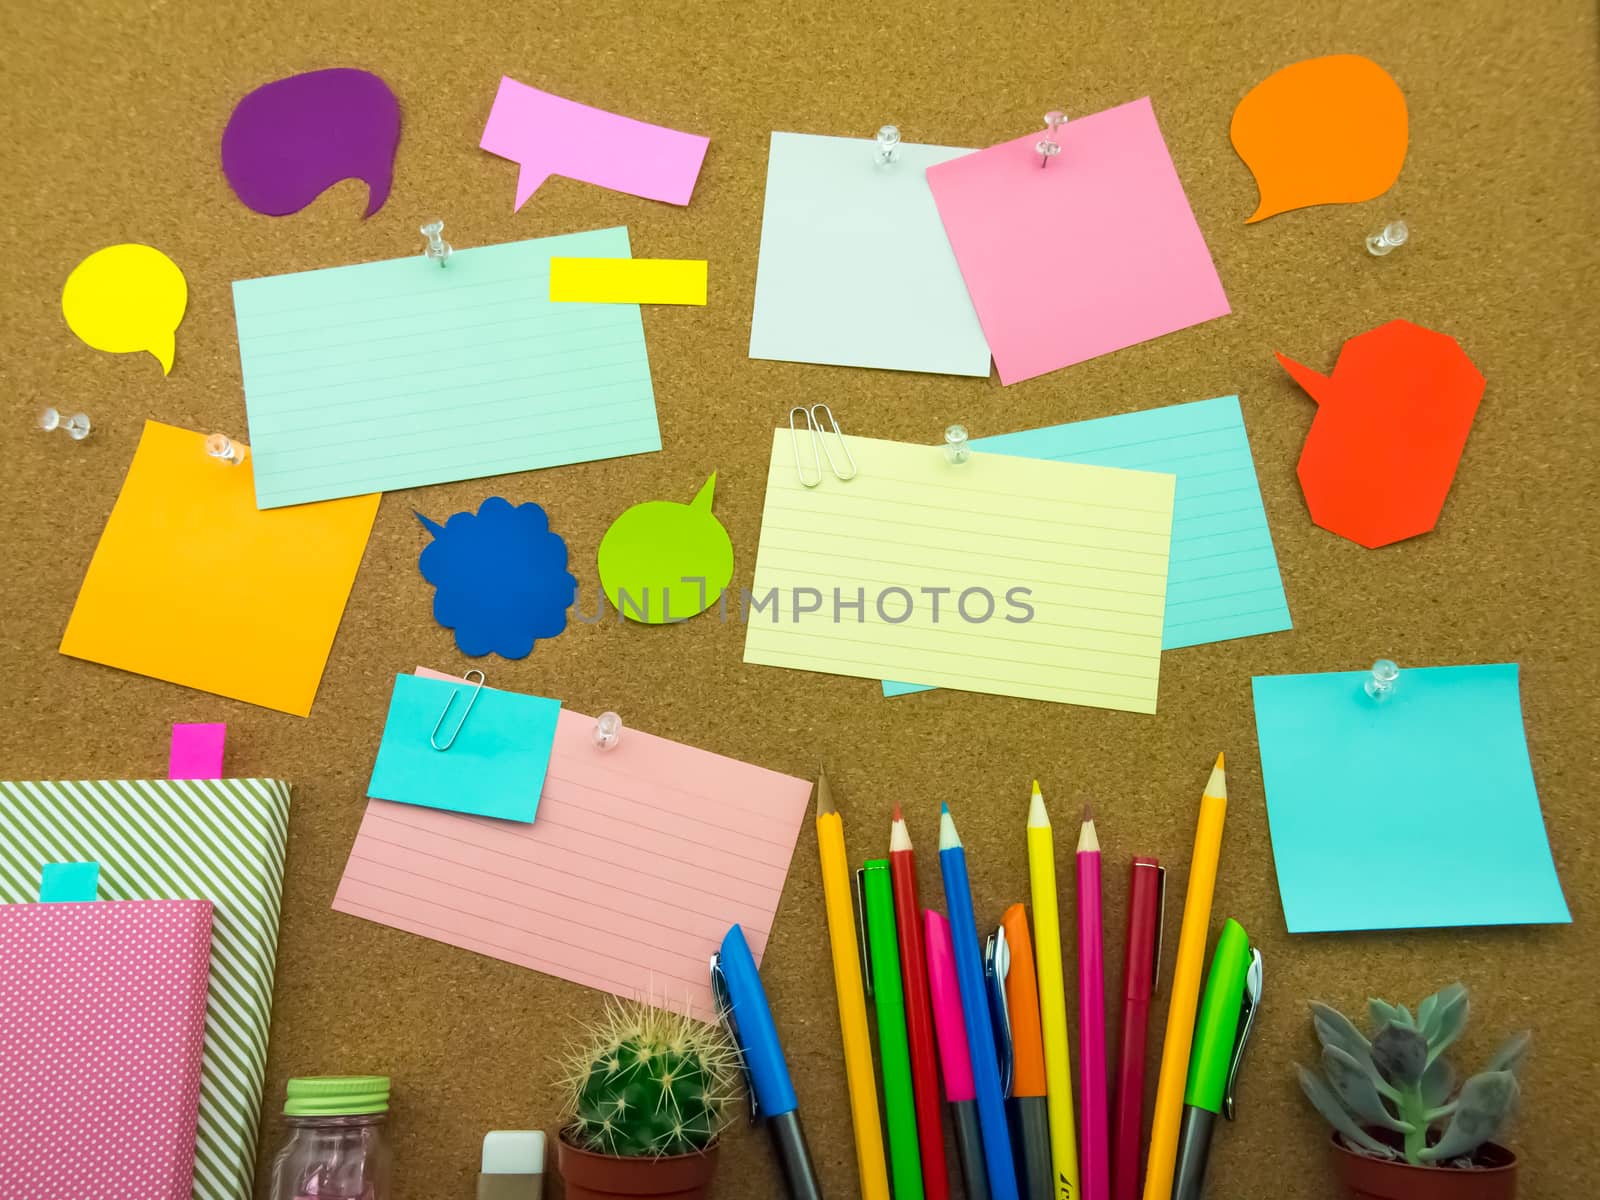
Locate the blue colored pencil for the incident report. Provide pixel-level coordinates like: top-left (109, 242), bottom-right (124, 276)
top-left (938, 802), bottom-right (1020, 1200)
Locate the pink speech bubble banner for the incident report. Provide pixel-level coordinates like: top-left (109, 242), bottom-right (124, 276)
top-left (480, 76), bottom-right (710, 210)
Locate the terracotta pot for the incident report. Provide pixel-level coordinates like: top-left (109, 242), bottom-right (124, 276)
top-left (557, 1131), bottom-right (720, 1200)
top-left (1331, 1131), bottom-right (1517, 1200)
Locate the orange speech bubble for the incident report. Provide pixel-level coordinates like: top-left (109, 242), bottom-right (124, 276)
top-left (1231, 54), bottom-right (1407, 223)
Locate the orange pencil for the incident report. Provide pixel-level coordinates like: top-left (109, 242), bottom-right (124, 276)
top-left (1001, 905), bottom-right (1053, 1200)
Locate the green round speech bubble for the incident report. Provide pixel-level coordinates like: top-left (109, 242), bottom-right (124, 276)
top-left (597, 474), bottom-right (733, 625)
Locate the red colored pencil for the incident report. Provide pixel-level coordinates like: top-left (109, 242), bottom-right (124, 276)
top-left (1112, 856), bottom-right (1163, 1200)
top-left (889, 806), bottom-right (951, 1200)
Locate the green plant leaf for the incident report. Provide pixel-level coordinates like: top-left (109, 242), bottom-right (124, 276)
top-left (1323, 1047), bottom-right (1411, 1132)
top-left (1426, 991), bottom-right (1471, 1066)
top-left (1421, 1056), bottom-right (1456, 1109)
top-left (1486, 1031), bottom-right (1532, 1076)
top-left (1419, 1072), bottom-right (1518, 1163)
top-left (1368, 998), bottom-right (1406, 1033)
top-left (1371, 1023), bottom-right (1428, 1087)
top-left (1312, 1002), bottom-right (1397, 1100)
top-left (1297, 1064), bottom-right (1396, 1159)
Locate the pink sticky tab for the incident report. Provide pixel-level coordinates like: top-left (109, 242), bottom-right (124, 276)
top-left (480, 76), bottom-right (710, 209)
top-left (169, 722), bottom-right (226, 779)
top-left (926, 97), bottom-right (1230, 385)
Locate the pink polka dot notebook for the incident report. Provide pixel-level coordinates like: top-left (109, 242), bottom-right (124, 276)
top-left (0, 898), bottom-right (213, 1200)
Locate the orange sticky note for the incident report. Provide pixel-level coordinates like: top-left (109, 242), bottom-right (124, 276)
top-left (60, 421), bottom-right (379, 716)
top-left (1231, 54), bottom-right (1407, 223)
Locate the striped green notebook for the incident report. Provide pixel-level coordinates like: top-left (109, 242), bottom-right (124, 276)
top-left (0, 779), bottom-right (290, 1200)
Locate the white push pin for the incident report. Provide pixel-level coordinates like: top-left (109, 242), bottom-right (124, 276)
top-left (1036, 110), bottom-right (1067, 167)
top-left (944, 423), bottom-right (971, 465)
top-left (875, 125), bottom-right (901, 166)
top-left (1366, 220), bottom-right (1409, 257)
top-left (205, 433), bottom-right (246, 466)
top-left (421, 220), bottom-right (453, 267)
top-left (593, 711), bottom-right (623, 751)
top-left (38, 407), bottom-right (90, 441)
top-left (1364, 658), bottom-right (1400, 702)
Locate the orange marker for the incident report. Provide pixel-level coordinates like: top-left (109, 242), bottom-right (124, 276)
top-left (1001, 905), bottom-right (1053, 1200)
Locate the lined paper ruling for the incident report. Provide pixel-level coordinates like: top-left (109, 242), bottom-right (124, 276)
top-left (1252, 663), bottom-right (1569, 933)
top-left (885, 396), bottom-right (1289, 695)
top-left (0, 778), bottom-right (292, 1200)
top-left (926, 98), bottom-right (1229, 385)
top-left (59, 421), bottom-right (377, 717)
top-left (334, 677), bottom-right (813, 1017)
top-left (749, 132), bottom-right (990, 377)
top-left (744, 431), bottom-right (1176, 711)
top-left (233, 227), bottom-right (659, 508)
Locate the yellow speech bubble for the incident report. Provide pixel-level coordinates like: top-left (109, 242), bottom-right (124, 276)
top-left (61, 244), bottom-right (188, 374)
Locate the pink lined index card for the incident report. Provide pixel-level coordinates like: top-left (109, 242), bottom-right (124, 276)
top-left (332, 670), bottom-right (812, 1017)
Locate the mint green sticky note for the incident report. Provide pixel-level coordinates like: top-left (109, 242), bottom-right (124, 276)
top-left (1252, 663), bottom-right (1570, 933)
top-left (367, 673), bottom-right (560, 823)
top-left (40, 861), bottom-right (100, 902)
top-left (233, 227), bottom-right (660, 510)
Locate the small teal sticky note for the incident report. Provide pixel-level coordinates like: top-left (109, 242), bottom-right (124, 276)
top-left (1252, 663), bottom-right (1569, 933)
top-left (367, 673), bottom-right (560, 822)
top-left (886, 396), bottom-right (1291, 696)
top-left (40, 861), bottom-right (100, 902)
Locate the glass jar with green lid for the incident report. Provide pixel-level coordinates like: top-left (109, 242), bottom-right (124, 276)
top-left (267, 1075), bottom-right (392, 1200)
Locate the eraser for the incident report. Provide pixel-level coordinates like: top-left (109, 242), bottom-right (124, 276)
top-left (481, 1130), bottom-right (545, 1174)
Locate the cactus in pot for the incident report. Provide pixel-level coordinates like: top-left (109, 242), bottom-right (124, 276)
top-left (1297, 983), bottom-right (1527, 1180)
top-left (557, 999), bottom-right (739, 1200)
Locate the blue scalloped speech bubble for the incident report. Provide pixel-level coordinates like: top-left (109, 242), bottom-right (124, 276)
top-left (416, 497), bottom-right (577, 658)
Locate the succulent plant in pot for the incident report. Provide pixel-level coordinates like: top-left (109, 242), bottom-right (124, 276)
top-left (1297, 983), bottom-right (1529, 1200)
top-left (557, 999), bottom-right (739, 1200)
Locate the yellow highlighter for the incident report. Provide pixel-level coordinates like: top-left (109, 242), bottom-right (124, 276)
top-left (814, 771), bottom-right (890, 1200)
top-left (1142, 754), bottom-right (1229, 1200)
top-left (1027, 781), bottom-right (1080, 1200)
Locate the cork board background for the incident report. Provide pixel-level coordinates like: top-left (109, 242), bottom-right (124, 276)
top-left (4, 0), bottom-right (1598, 1196)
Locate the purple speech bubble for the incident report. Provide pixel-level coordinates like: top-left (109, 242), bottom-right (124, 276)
top-left (221, 68), bottom-right (400, 217)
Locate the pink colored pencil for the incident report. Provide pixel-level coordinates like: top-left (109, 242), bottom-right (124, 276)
top-left (1078, 810), bottom-right (1109, 1200)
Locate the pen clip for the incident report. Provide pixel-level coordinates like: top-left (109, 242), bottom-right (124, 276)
top-left (984, 926), bottom-right (1014, 1097)
top-left (1147, 861), bottom-right (1167, 995)
top-left (709, 952), bottom-right (761, 1125)
top-left (854, 867), bottom-right (873, 999)
top-left (1223, 947), bottom-right (1263, 1121)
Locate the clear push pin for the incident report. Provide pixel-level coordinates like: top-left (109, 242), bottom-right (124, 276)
top-left (205, 433), bottom-right (246, 466)
top-left (944, 423), bottom-right (971, 465)
top-left (421, 220), bottom-right (453, 267)
top-left (1036, 110), bottom-right (1067, 167)
top-left (38, 407), bottom-right (91, 441)
top-left (1364, 658), bottom-right (1400, 701)
top-left (875, 125), bottom-right (901, 166)
top-left (1366, 220), bottom-right (1409, 257)
top-left (594, 711), bottom-right (623, 751)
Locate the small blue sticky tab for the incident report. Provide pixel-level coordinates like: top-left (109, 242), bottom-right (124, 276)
top-left (39, 861), bottom-right (100, 902)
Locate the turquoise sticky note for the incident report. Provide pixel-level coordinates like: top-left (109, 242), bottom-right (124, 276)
top-left (1252, 663), bottom-right (1569, 933)
top-left (233, 227), bottom-right (660, 510)
top-left (40, 861), bottom-right (100, 902)
top-left (886, 396), bottom-right (1290, 695)
top-left (749, 132), bottom-right (990, 376)
top-left (367, 673), bottom-right (560, 823)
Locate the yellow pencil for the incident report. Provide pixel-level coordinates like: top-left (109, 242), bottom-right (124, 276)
top-left (1028, 780), bottom-right (1080, 1200)
top-left (815, 770), bottom-right (890, 1200)
top-left (1141, 754), bottom-right (1228, 1200)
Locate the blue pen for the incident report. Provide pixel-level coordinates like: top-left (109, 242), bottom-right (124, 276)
top-left (939, 803), bottom-right (1021, 1200)
top-left (711, 924), bottom-right (823, 1200)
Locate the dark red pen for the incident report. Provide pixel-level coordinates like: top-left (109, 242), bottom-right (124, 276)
top-left (1111, 856), bottom-right (1165, 1200)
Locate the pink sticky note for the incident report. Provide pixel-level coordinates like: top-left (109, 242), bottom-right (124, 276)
top-left (332, 668), bottom-right (812, 1018)
top-left (169, 722), bottom-right (226, 780)
top-left (926, 97), bottom-right (1230, 385)
top-left (480, 76), bottom-right (710, 210)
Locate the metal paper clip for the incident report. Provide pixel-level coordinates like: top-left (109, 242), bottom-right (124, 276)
top-left (789, 404), bottom-right (857, 488)
top-left (1223, 947), bottom-right (1264, 1121)
top-left (430, 669), bottom-right (485, 751)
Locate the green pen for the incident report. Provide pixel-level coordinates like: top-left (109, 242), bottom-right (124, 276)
top-left (1172, 918), bottom-right (1262, 1200)
top-left (859, 859), bottom-right (924, 1200)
